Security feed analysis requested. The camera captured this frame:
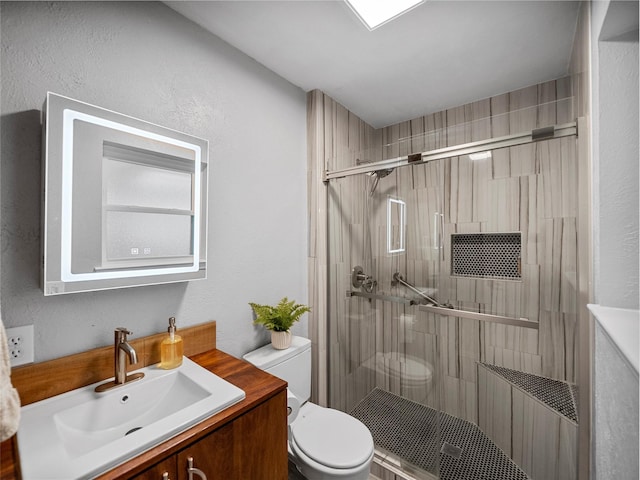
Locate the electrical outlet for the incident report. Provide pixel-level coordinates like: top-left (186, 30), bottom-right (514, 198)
top-left (6, 325), bottom-right (34, 367)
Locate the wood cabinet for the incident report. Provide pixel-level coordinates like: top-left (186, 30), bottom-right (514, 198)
top-left (131, 391), bottom-right (287, 480)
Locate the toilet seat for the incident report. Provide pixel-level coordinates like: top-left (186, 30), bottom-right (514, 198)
top-left (290, 408), bottom-right (374, 469)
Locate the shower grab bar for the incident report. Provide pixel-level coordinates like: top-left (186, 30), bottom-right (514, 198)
top-left (391, 272), bottom-right (449, 307)
top-left (347, 291), bottom-right (539, 329)
top-left (346, 290), bottom-right (418, 305)
top-left (391, 272), bottom-right (539, 329)
top-left (419, 305), bottom-right (539, 330)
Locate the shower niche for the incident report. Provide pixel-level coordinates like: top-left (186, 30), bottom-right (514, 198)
top-left (42, 92), bottom-right (208, 295)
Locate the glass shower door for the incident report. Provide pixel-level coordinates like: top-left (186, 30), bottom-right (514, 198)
top-left (327, 159), bottom-right (444, 479)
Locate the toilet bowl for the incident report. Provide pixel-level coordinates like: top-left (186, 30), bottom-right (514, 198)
top-left (243, 336), bottom-right (374, 480)
top-left (288, 403), bottom-right (373, 480)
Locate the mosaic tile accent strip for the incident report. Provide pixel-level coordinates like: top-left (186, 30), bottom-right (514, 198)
top-left (570, 383), bottom-right (579, 414)
top-left (351, 388), bottom-right (530, 480)
top-left (451, 233), bottom-right (522, 279)
top-left (480, 363), bottom-right (578, 423)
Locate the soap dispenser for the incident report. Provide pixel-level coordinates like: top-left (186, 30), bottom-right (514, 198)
top-left (160, 317), bottom-right (183, 369)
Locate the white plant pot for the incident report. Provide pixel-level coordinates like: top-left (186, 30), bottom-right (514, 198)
top-left (271, 330), bottom-right (292, 350)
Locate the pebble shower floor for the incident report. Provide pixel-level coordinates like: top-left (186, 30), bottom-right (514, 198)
top-left (351, 388), bottom-right (530, 480)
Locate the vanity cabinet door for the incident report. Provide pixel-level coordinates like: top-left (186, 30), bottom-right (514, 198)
top-left (177, 421), bottom-right (235, 480)
top-left (234, 390), bottom-right (288, 480)
top-left (128, 391), bottom-right (287, 480)
top-left (177, 391), bottom-right (288, 480)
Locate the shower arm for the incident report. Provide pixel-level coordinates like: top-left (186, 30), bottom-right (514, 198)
top-left (391, 273), bottom-right (451, 308)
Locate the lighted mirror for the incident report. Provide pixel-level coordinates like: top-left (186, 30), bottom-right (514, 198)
top-left (42, 93), bottom-right (208, 295)
top-left (387, 197), bottom-right (406, 254)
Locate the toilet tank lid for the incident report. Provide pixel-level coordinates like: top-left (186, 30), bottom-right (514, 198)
top-left (243, 336), bottom-right (311, 370)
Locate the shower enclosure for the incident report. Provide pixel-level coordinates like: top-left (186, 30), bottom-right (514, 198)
top-left (320, 87), bottom-right (582, 480)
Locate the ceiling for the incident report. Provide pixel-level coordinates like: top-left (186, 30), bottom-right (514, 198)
top-left (166, 0), bottom-right (581, 128)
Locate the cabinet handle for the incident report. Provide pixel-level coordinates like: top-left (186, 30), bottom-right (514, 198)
top-left (161, 473), bottom-right (170, 480)
top-left (187, 456), bottom-right (207, 480)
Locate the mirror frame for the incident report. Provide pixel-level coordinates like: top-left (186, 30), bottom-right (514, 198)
top-left (42, 92), bottom-right (208, 295)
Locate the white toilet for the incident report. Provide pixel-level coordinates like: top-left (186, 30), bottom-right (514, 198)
top-left (243, 336), bottom-right (374, 480)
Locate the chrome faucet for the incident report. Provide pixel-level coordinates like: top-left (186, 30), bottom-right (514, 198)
top-left (115, 328), bottom-right (137, 384)
top-left (95, 327), bottom-right (145, 392)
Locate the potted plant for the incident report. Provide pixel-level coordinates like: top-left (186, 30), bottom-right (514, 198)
top-left (249, 297), bottom-right (310, 349)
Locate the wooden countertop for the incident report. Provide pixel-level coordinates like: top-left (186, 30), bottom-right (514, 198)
top-left (0, 349), bottom-right (286, 480)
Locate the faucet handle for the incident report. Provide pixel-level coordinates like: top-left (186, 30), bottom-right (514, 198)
top-left (114, 327), bottom-right (133, 342)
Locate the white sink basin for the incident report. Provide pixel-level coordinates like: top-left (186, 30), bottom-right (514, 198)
top-left (17, 357), bottom-right (245, 479)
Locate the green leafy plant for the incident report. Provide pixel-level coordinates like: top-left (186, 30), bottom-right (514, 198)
top-left (249, 297), bottom-right (311, 332)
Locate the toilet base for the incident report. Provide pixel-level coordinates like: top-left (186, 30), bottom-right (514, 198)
top-left (289, 452), bottom-right (372, 480)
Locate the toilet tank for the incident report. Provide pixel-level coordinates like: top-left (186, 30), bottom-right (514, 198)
top-left (243, 336), bottom-right (311, 403)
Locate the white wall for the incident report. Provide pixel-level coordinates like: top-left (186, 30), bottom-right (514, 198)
top-left (0, 1), bottom-right (308, 361)
top-left (590, 0), bottom-right (639, 309)
top-left (590, 1), bottom-right (639, 479)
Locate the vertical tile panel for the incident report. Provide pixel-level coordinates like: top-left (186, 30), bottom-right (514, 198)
top-left (477, 366), bottom-right (512, 456)
top-left (510, 139), bottom-right (537, 178)
top-left (538, 80), bottom-right (558, 127)
top-left (563, 313), bottom-right (578, 384)
top-left (511, 386), bottom-right (526, 469)
top-left (525, 174), bottom-right (539, 265)
top-left (477, 364), bottom-right (488, 431)
top-left (487, 177), bottom-right (520, 231)
top-left (561, 217), bottom-right (577, 314)
top-left (448, 157), bottom-right (461, 224)
top-left (558, 419), bottom-right (578, 480)
top-left (531, 400), bottom-right (560, 480)
top-left (472, 151), bottom-right (492, 223)
top-left (538, 139), bottom-right (564, 219)
top-left (444, 375), bottom-right (460, 418)
top-left (561, 137), bottom-right (577, 218)
top-left (510, 85), bottom-right (538, 131)
top-left (446, 316), bottom-right (459, 378)
top-left (446, 105), bottom-right (470, 146)
top-left (457, 156), bottom-right (474, 223)
top-left (522, 264), bottom-right (540, 322)
top-left (410, 116), bottom-right (426, 156)
top-left (523, 352), bottom-right (543, 376)
top-left (471, 99), bottom-right (492, 140)
top-left (490, 93), bottom-right (511, 179)
top-left (464, 378), bottom-right (477, 424)
top-left (555, 76), bottom-right (573, 124)
top-left (510, 85), bottom-right (538, 174)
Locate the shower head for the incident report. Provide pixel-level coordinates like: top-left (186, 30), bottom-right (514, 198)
top-left (369, 168), bottom-right (394, 196)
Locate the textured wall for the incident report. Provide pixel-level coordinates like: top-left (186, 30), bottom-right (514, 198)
top-left (0, 1), bottom-right (308, 361)
top-left (594, 321), bottom-right (639, 479)
top-left (595, 35), bottom-right (639, 309)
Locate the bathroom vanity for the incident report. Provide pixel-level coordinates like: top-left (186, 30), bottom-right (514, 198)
top-left (0, 323), bottom-right (288, 480)
top-left (104, 349), bottom-right (288, 480)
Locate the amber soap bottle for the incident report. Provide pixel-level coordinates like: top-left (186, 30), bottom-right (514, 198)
top-left (160, 316), bottom-right (183, 369)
